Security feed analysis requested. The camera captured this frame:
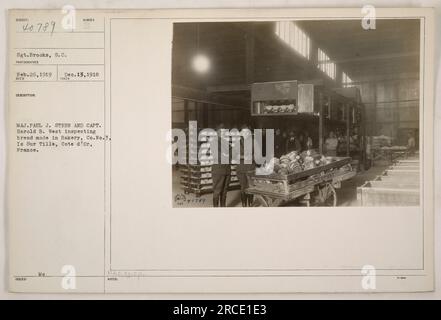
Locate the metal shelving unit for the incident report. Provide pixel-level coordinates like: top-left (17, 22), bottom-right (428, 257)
top-left (250, 80), bottom-right (367, 169)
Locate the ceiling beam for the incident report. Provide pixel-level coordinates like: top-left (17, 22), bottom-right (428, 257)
top-left (207, 84), bottom-right (251, 93)
top-left (349, 72), bottom-right (419, 84)
top-left (207, 78), bottom-right (327, 94)
top-left (173, 85), bottom-right (248, 107)
top-left (320, 51), bottom-right (419, 64)
top-left (234, 23), bottom-right (338, 88)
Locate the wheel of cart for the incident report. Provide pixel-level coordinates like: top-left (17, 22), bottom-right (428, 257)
top-left (247, 157), bottom-right (355, 207)
top-left (311, 183), bottom-right (337, 207)
top-left (250, 184), bottom-right (337, 207)
top-left (251, 195), bottom-right (268, 207)
top-left (251, 195), bottom-right (284, 207)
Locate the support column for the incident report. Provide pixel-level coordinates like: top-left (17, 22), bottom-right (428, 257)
top-left (245, 26), bottom-right (255, 85)
top-left (346, 103), bottom-right (351, 157)
top-left (319, 92), bottom-right (324, 154)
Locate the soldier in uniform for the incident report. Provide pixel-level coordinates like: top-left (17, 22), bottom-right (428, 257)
top-left (236, 124), bottom-right (255, 207)
top-left (285, 130), bottom-right (302, 153)
top-left (211, 123), bottom-right (231, 207)
top-left (407, 132), bottom-right (416, 155)
top-left (274, 128), bottom-right (285, 158)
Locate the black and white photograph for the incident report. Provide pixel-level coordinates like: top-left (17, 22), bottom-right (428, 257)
top-left (171, 19), bottom-right (421, 208)
top-left (4, 5), bottom-right (436, 296)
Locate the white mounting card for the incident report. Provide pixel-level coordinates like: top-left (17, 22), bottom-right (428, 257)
top-left (7, 8), bottom-right (435, 293)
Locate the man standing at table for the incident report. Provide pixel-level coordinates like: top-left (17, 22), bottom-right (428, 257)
top-left (407, 132), bottom-right (416, 155)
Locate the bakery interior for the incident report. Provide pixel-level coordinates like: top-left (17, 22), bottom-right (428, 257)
top-left (171, 20), bottom-right (420, 207)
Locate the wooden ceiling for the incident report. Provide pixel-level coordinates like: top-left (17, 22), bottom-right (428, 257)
top-left (172, 19), bottom-right (420, 101)
top-left (297, 19), bottom-right (420, 81)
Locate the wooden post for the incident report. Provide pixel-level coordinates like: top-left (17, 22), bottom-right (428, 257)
top-left (361, 103), bottom-right (366, 170)
top-left (202, 102), bottom-right (209, 128)
top-left (346, 103), bottom-right (351, 157)
top-left (184, 99), bottom-right (189, 124)
top-left (328, 96), bottom-right (331, 120)
top-left (319, 92), bottom-right (324, 154)
top-left (245, 26), bottom-right (255, 85)
top-left (195, 101), bottom-right (200, 124)
top-left (373, 81), bottom-right (377, 137)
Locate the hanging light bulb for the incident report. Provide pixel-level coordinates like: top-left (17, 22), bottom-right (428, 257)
top-left (192, 54), bottom-right (210, 73)
top-left (191, 23), bottom-right (210, 73)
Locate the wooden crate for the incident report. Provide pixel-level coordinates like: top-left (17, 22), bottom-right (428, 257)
top-left (384, 170), bottom-right (419, 181)
top-left (357, 182), bottom-right (420, 206)
top-left (389, 165), bottom-right (419, 171)
top-left (396, 159), bottom-right (419, 164)
top-left (357, 161), bottom-right (420, 206)
top-left (369, 180), bottom-right (419, 189)
top-left (380, 176), bottom-right (420, 185)
top-left (395, 162), bottom-right (419, 168)
top-left (395, 159), bottom-right (419, 165)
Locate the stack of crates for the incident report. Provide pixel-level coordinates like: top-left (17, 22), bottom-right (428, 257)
top-left (180, 131), bottom-right (240, 197)
top-left (357, 158), bottom-right (420, 206)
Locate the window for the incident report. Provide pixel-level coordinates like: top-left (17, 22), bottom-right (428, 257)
top-left (275, 21), bottom-right (310, 59)
top-left (342, 72), bottom-right (353, 87)
top-left (317, 48), bottom-right (336, 79)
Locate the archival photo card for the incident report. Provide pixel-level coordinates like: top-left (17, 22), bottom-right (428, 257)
top-left (7, 8), bottom-right (434, 293)
top-left (171, 19), bottom-right (422, 208)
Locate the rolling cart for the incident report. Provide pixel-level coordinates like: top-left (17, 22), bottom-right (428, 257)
top-left (246, 157), bottom-right (356, 207)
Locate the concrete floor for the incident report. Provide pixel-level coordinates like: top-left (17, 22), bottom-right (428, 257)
top-left (337, 165), bottom-right (387, 206)
top-left (172, 164), bottom-right (388, 207)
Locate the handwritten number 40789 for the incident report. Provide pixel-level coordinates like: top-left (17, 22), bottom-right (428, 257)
top-left (22, 21), bottom-right (56, 35)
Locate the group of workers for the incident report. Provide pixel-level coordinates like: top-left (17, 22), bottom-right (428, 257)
top-left (210, 125), bottom-right (362, 208)
top-left (274, 129), bottom-right (314, 157)
top-left (211, 125), bottom-right (320, 208)
top-left (177, 124), bottom-right (414, 208)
